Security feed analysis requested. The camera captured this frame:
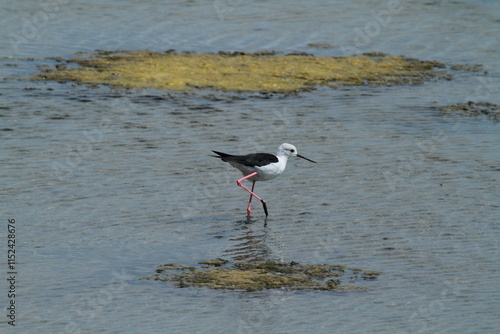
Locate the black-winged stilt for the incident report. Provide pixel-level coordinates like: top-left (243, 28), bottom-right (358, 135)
top-left (212, 143), bottom-right (316, 217)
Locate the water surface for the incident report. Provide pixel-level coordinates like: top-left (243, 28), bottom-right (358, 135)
top-left (1, 1), bottom-right (499, 333)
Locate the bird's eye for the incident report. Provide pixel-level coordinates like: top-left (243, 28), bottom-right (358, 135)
top-left (290, 149), bottom-right (295, 152)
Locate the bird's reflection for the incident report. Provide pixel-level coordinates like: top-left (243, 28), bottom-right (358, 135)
top-left (223, 219), bottom-right (274, 262)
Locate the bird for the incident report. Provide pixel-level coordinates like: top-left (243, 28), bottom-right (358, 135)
top-left (212, 143), bottom-right (316, 217)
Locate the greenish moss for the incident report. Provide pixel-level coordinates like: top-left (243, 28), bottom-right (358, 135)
top-left (31, 50), bottom-right (450, 93)
top-left (141, 259), bottom-right (381, 292)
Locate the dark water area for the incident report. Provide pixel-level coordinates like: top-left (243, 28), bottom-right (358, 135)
top-left (1, 1), bottom-right (499, 333)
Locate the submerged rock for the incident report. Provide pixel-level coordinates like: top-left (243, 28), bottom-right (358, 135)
top-left (434, 101), bottom-right (500, 121)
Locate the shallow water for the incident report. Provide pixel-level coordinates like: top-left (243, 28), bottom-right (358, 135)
top-left (1, 0), bottom-right (499, 333)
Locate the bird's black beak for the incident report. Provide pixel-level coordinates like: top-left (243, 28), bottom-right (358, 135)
top-left (297, 154), bottom-right (316, 163)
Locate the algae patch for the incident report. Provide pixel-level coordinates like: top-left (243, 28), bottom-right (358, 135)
top-left (434, 101), bottom-right (500, 121)
top-left (31, 50), bottom-right (450, 93)
top-left (140, 259), bottom-right (381, 292)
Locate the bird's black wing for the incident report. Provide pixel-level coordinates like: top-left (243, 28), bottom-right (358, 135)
top-left (212, 151), bottom-right (278, 167)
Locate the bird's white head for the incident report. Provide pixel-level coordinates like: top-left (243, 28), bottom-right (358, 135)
top-left (277, 143), bottom-right (298, 158)
top-left (277, 143), bottom-right (316, 163)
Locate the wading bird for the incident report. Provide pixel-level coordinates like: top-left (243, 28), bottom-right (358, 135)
top-left (212, 143), bottom-right (316, 217)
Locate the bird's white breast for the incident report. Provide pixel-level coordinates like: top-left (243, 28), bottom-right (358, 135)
top-left (252, 162), bottom-right (280, 180)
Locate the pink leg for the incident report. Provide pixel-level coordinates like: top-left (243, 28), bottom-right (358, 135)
top-left (246, 181), bottom-right (256, 216)
top-left (236, 172), bottom-right (268, 216)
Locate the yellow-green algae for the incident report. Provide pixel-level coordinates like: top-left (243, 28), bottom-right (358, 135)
top-left (32, 50), bottom-right (449, 93)
top-left (140, 259), bottom-right (381, 292)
